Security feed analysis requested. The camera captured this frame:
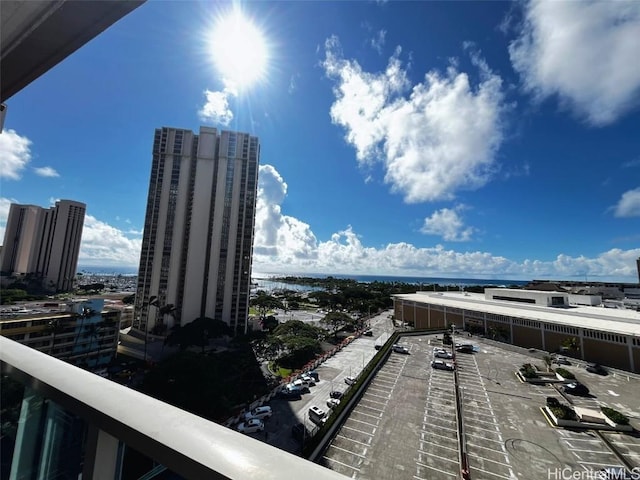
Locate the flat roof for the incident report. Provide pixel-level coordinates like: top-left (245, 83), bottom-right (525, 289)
top-left (394, 291), bottom-right (640, 337)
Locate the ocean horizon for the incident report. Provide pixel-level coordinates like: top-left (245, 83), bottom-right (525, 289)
top-left (253, 272), bottom-right (529, 288)
top-left (78, 266), bottom-right (530, 286)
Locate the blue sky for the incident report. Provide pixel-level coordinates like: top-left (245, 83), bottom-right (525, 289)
top-left (1, 0), bottom-right (639, 282)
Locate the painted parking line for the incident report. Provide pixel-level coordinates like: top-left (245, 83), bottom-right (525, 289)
top-left (415, 462), bottom-right (458, 477)
top-left (466, 441), bottom-right (510, 455)
top-left (469, 465), bottom-right (514, 480)
top-left (342, 424), bottom-right (376, 436)
top-left (321, 456), bottom-right (361, 472)
top-left (365, 391), bottom-right (390, 400)
top-left (467, 452), bottom-right (513, 468)
top-left (367, 386), bottom-right (393, 394)
top-left (421, 429), bottom-right (458, 442)
top-left (416, 450), bottom-right (459, 464)
top-left (418, 442), bottom-right (459, 453)
top-left (327, 443), bottom-right (367, 459)
top-left (356, 404), bottom-right (384, 414)
top-left (420, 424), bottom-right (458, 433)
top-left (465, 415), bottom-right (504, 427)
top-left (360, 397), bottom-right (387, 406)
top-left (465, 431), bottom-right (504, 444)
top-left (346, 416), bottom-right (378, 429)
top-left (337, 434), bottom-right (371, 447)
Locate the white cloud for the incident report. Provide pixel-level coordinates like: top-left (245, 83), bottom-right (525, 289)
top-left (199, 89), bottom-right (235, 126)
top-left (323, 36), bottom-right (506, 203)
top-left (371, 29), bottom-right (386, 54)
top-left (288, 73), bottom-right (300, 94)
top-left (78, 215), bottom-right (142, 267)
top-left (253, 165), bottom-right (319, 261)
top-left (421, 206), bottom-right (475, 241)
top-left (509, 0), bottom-right (640, 126)
top-left (613, 187), bottom-right (640, 217)
top-left (1, 185), bottom-right (637, 281)
top-left (33, 166), bottom-right (59, 178)
top-left (249, 168), bottom-right (639, 282)
top-left (0, 129), bottom-right (32, 180)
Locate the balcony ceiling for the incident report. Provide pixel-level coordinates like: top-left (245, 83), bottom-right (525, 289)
top-left (1, 0), bottom-right (144, 102)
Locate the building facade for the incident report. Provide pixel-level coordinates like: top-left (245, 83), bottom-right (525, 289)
top-left (393, 289), bottom-right (640, 373)
top-left (0, 199), bottom-right (86, 292)
top-left (134, 127), bottom-right (260, 335)
top-left (0, 298), bottom-right (120, 368)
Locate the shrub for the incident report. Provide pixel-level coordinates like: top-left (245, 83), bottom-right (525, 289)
top-left (601, 407), bottom-right (629, 425)
top-left (554, 368), bottom-right (575, 379)
top-left (520, 363), bottom-right (538, 378)
top-left (550, 404), bottom-right (577, 421)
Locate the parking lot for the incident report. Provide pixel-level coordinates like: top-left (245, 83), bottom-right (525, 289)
top-left (317, 334), bottom-right (640, 479)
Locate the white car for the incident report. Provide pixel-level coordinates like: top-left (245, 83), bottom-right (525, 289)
top-left (432, 360), bottom-right (455, 371)
top-left (392, 344), bottom-right (410, 354)
top-left (434, 349), bottom-right (453, 359)
top-left (326, 398), bottom-right (341, 409)
top-left (300, 374), bottom-right (316, 386)
top-left (344, 376), bottom-right (357, 385)
top-left (244, 406), bottom-right (272, 421)
top-left (237, 418), bottom-right (264, 434)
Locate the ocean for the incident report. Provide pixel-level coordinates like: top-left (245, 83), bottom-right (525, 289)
top-left (78, 267), bottom-right (530, 289)
top-left (252, 272), bottom-right (529, 292)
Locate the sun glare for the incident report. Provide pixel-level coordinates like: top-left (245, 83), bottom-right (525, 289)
top-left (209, 10), bottom-right (269, 90)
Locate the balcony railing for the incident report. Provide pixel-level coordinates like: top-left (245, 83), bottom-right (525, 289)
top-left (0, 336), bottom-right (345, 479)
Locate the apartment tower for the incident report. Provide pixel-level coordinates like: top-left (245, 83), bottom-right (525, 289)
top-left (0, 199), bottom-right (86, 292)
top-left (134, 127), bottom-right (259, 335)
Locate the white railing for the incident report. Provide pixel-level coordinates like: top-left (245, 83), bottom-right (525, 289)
top-left (0, 336), bottom-right (345, 479)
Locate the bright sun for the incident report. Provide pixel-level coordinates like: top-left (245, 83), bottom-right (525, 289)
top-left (209, 10), bottom-right (269, 90)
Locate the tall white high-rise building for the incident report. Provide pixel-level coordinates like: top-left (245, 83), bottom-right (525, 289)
top-left (0, 199), bottom-right (86, 292)
top-left (134, 126), bottom-right (259, 335)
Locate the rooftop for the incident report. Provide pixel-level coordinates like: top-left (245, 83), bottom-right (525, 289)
top-left (394, 290), bottom-right (640, 337)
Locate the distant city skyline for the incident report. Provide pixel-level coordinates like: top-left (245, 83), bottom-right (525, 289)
top-left (1, 1), bottom-right (639, 282)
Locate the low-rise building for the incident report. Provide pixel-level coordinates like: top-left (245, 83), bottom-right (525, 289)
top-left (0, 298), bottom-right (120, 369)
top-left (393, 288), bottom-right (640, 373)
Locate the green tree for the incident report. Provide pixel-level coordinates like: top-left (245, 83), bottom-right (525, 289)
top-left (165, 317), bottom-right (232, 352)
top-left (321, 311), bottom-right (352, 340)
top-left (250, 292), bottom-right (284, 324)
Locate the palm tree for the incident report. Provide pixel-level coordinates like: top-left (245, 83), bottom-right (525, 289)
top-left (46, 319), bottom-right (64, 356)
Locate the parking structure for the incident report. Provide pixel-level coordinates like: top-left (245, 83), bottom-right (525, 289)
top-left (318, 334), bottom-right (640, 480)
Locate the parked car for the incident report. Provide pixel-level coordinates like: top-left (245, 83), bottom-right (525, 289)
top-left (243, 406), bottom-right (272, 421)
top-left (431, 360), bottom-right (455, 371)
top-left (586, 363), bottom-right (608, 376)
top-left (276, 389), bottom-right (302, 401)
top-left (563, 381), bottom-right (590, 396)
top-left (392, 344), bottom-right (410, 354)
top-left (237, 418), bottom-right (264, 434)
top-left (455, 344), bottom-right (474, 353)
top-left (434, 349), bottom-right (453, 359)
top-left (326, 398), bottom-right (341, 408)
top-left (287, 383), bottom-right (310, 394)
top-left (300, 374), bottom-right (316, 386)
top-left (553, 356), bottom-right (571, 365)
top-left (308, 406), bottom-right (327, 424)
top-left (292, 378), bottom-right (312, 389)
top-left (344, 376), bottom-right (357, 385)
top-left (307, 370), bottom-right (319, 381)
top-left (330, 390), bottom-right (344, 399)
top-left (363, 329), bottom-right (373, 336)
top-left (291, 422), bottom-right (309, 443)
